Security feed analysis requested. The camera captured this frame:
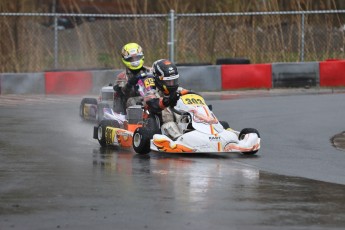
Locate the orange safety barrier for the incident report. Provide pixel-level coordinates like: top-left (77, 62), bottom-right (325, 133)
top-left (221, 64), bottom-right (272, 90)
top-left (319, 60), bottom-right (345, 87)
top-left (45, 71), bottom-right (93, 94)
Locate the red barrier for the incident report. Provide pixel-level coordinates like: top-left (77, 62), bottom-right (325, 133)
top-left (221, 64), bottom-right (272, 90)
top-left (319, 60), bottom-right (345, 87)
top-left (45, 71), bottom-right (93, 94)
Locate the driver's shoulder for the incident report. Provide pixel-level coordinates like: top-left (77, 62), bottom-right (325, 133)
top-left (142, 65), bottom-right (153, 71)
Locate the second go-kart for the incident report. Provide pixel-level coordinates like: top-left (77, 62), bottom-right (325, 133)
top-left (92, 74), bottom-right (155, 148)
top-left (92, 104), bottom-right (144, 148)
top-left (132, 92), bottom-right (261, 155)
top-left (80, 85), bottom-right (119, 123)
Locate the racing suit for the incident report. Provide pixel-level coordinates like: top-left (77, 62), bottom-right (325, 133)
top-left (144, 87), bottom-right (190, 140)
top-left (114, 66), bottom-right (151, 113)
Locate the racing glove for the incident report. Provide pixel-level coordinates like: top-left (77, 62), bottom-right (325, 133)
top-left (127, 75), bottom-right (139, 86)
top-left (113, 84), bottom-right (124, 97)
top-left (162, 92), bottom-right (180, 107)
top-left (125, 72), bottom-right (146, 90)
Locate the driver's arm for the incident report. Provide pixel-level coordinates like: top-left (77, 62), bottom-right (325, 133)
top-left (146, 98), bottom-right (164, 113)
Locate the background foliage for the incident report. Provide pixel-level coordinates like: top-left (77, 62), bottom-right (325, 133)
top-left (1, 0), bottom-right (344, 72)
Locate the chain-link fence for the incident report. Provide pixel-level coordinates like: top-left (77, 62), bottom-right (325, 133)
top-left (1, 10), bottom-right (345, 73)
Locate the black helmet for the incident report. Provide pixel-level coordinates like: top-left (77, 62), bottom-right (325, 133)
top-left (152, 59), bottom-right (179, 95)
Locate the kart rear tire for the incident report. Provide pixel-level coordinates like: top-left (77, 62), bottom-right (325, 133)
top-left (97, 119), bottom-right (120, 147)
top-left (97, 102), bottom-right (110, 123)
top-left (239, 128), bottom-right (260, 155)
top-left (219, 121), bottom-right (230, 129)
top-left (80, 98), bottom-right (97, 118)
top-left (132, 127), bottom-right (153, 154)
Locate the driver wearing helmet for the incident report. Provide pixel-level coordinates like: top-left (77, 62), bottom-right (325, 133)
top-left (144, 59), bottom-right (190, 140)
top-left (113, 42), bottom-right (151, 112)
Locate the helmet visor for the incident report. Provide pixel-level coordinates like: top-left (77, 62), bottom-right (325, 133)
top-left (162, 74), bottom-right (179, 86)
top-left (124, 54), bottom-right (144, 62)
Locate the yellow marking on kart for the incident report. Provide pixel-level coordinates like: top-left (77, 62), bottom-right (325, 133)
top-left (84, 106), bottom-right (89, 116)
top-left (105, 127), bottom-right (116, 145)
top-left (106, 127), bottom-right (133, 147)
top-left (144, 78), bottom-right (155, 88)
top-left (181, 94), bottom-right (206, 106)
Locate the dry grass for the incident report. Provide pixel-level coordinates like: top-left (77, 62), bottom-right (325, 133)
top-left (1, 0), bottom-right (345, 72)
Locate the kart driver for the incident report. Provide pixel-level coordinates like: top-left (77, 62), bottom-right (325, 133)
top-left (144, 59), bottom-right (190, 140)
top-left (113, 42), bottom-right (152, 112)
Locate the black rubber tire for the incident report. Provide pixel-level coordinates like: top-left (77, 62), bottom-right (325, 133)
top-left (219, 121), bottom-right (230, 129)
top-left (97, 102), bottom-right (110, 123)
top-left (216, 58), bottom-right (250, 65)
top-left (239, 128), bottom-right (260, 155)
top-left (80, 98), bottom-right (97, 117)
top-left (97, 119), bottom-right (120, 147)
top-left (132, 127), bottom-right (153, 154)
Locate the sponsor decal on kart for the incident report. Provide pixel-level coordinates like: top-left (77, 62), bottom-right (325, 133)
top-left (209, 136), bottom-right (221, 141)
top-left (144, 77), bottom-right (155, 88)
top-left (105, 127), bottom-right (116, 145)
top-left (104, 127), bottom-right (133, 147)
top-left (224, 141), bottom-right (260, 152)
top-left (116, 130), bottom-right (132, 148)
top-left (153, 137), bottom-right (195, 153)
top-left (190, 108), bottom-right (218, 125)
top-left (181, 94), bottom-right (205, 106)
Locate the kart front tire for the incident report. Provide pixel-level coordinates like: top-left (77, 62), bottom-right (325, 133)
top-left (132, 127), bottom-right (153, 155)
top-left (239, 128), bottom-right (260, 155)
top-left (97, 119), bottom-right (120, 147)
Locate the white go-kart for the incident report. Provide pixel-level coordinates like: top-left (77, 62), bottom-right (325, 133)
top-left (132, 92), bottom-right (261, 155)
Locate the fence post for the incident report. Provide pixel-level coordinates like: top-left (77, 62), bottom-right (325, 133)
top-left (168, 9), bottom-right (175, 62)
top-left (53, 0), bottom-right (59, 69)
top-left (53, 17), bottom-right (59, 69)
top-left (300, 12), bottom-right (305, 62)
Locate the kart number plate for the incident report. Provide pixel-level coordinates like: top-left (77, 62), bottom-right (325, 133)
top-left (144, 78), bottom-right (155, 88)
top-left (181, 94), bottom-right (206, 106)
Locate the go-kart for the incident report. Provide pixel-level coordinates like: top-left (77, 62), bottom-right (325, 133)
top-left (92, 105), bottom-right (144, 148)
top-left (132, 92), bottom-right (261, 155)
top-left (80, 71), bottom-right (130, 122)
top-left (80, 85), bottom-right (120, 123)
top-left (92, 74), bottom-right (155, 148)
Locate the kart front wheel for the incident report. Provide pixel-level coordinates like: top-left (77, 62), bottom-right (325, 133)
top-left (239, 128), bottom-right (260, 155)
top-left (97, 120), bottom-right (120, 147)
top-left (133, 127), bottom-right (153, 155)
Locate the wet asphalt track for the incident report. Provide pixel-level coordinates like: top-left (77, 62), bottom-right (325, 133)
top-left (0, 90), bottom-right (345, 230)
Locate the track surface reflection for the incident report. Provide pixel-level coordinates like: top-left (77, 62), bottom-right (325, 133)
top-left (1, 92), bottom-right (345, 230)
